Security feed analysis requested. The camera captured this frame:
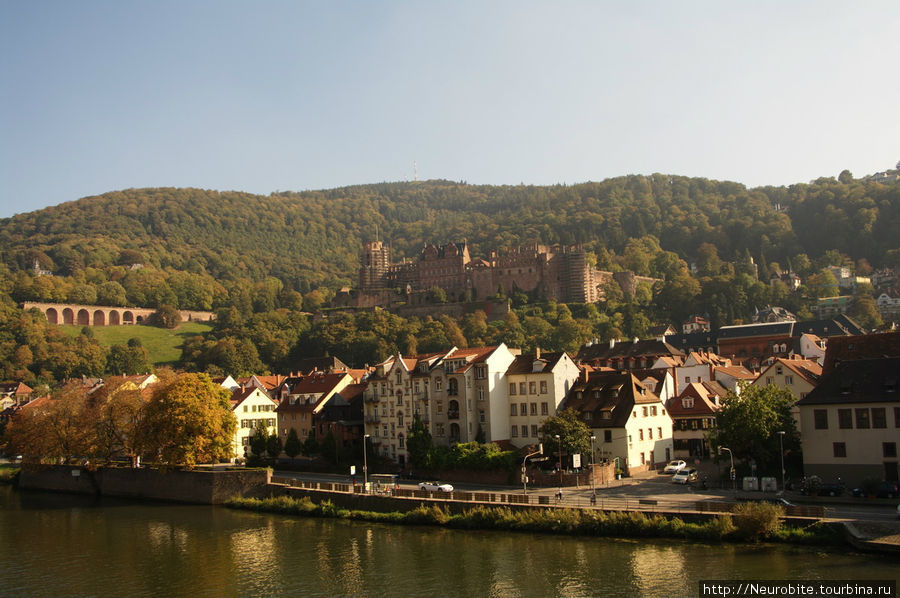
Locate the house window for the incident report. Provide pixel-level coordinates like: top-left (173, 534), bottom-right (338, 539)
top-left (682, 398), bottom-right (694, 409)
top-left (684, 377), bottom-right (690, 383)
top-left (540, 381), bottom-right (547, 394)
top-left (521, 425), bottom-right (528, 437)
top-left (650, 406), bottom-right (657, 416)
top-left (766, 377), bottom-right (774, 385)
top-left (833, 442), bottom-right (847, 458)
top-left (530, 403), bottom-right (537, 416)
top-left (642, 406), bottom-right (648, 417)
top-left (511, 426), bottom-right (518, 437)
top-left (437, 400), bottom-right (443, 414)
top-left (639, 429), bottom-right (644, 441)
top-left (814, 409), bottom-right (828, 430)
top-left (520, 402), bottom-right (527, 415)
top-left (640, 452), bottom-right (646, 465)
top-left (776, 366), bottom-right (783, 375)
top-left (604, 430), bottom-right (612, 442)
top-left (784, 375), bottom-right (793, 385)
top-left (511, 404), bottom-right (518, 416)
top-left (478, 388), bottom-right (485, 401)
top-left (884, 443), bottom-right (897, 458)
top-left (531, 425), bottom-right (538, 437)
top-left (855, 408), bottom-right (870, 429)
top-left (648, 428), bottom-right (653, 440)
top-left (872, 408), bottom-right (886, 429)
top-left (398, 434), bottom-right (404, 448)
top-left (509, 383), bottom-right (516, 396)
top-left (448, 378), bottom-right (458, 396)
top-left (479, 410), bottom-right (485, 423)
top-left (838, 409), bottom-right (852, 429)
top-left (519, 382), bottom-right (526, 395)
top-left (436, 423), bottom-right (445, 436)
top-left (529, 381), bottom-right (536, 395)
top-left (541, 402), bottom-right (548, 416)
top-left (475, 365), bottom-right (486, 379)
top-left (435, 377), bottom-right (443, 390)
top-left (658, 427), bottom-right (662, 437)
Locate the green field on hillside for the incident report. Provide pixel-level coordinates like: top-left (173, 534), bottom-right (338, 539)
top-left (60, 322), bottom-right (213, 366)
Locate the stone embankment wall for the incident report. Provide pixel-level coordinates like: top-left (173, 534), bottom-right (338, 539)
top-left (18, 465), bottom-right (270, 504)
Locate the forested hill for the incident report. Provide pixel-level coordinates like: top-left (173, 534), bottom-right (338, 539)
top-left (1, 173), bottom-right (899, 295)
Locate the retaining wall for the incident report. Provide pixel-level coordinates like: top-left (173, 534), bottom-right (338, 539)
top-left (17, 465), bottom-right (271, 504)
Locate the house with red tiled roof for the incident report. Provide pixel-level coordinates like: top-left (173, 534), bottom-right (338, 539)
top-left (666, 382), bottom-right (725, 459)
top-left (0, 382), bottom-right (34, 407)
top-left (504, 349), bottom-right (580, 448)
top-left (364, 344), bottom-right (518, 465)
top-left (752, 357), bottom-right (822, 401)
top-left (563, 371), bottom-right (674, 475)
top-left (230, 386), bottom-right (278, 460)
top-left (713, 364), bottom-right (757, 391)
top-left (275, 371), bottom-right (355, 445)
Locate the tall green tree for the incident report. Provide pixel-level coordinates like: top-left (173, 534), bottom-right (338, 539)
top-left (707, 383), bottom-right (799, 474)
top-left (539, 409), bottom-right (591, 464)
top-left (406, 413), bottom-right (433, 469)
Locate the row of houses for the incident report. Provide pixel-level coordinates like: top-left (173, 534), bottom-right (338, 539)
top-left (4, 330), bottom-right (897, 488)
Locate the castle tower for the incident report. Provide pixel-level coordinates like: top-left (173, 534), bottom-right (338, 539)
top-left (359, 241), bottom-right (391, 290)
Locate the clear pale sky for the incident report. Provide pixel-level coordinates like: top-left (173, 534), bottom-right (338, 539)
top-left (1, 1), bottom-right (898, 218)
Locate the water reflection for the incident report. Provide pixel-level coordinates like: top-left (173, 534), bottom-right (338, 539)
top-left (2, 486), bottom-right (897, 598)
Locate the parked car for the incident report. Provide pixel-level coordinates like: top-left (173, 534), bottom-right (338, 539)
top-left (418, 481), bottom-right (454, 493)
top-left (663, 460), bottom-right (687, 474)
top-left (816, 482), bottom-right (844, 497)
top-left (851, 482), bottom-right (899, 499)
top-left (672, 468), bottom-right (699, 484)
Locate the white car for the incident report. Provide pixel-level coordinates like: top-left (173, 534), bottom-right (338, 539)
top-left (663, 460), bottom-right (687, 474)
top-left (672, 468), bottom-right (698, 484)
top-left (418, 481), bottom-right (454, 492)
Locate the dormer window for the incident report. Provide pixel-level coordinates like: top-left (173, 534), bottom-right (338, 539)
top-left (682, 397), bottom-right (694, 409)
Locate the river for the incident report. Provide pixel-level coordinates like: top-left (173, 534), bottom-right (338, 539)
top-left (1, 486), bottom-right (896, 597)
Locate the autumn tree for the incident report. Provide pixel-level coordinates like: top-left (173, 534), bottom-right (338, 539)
top-left (93, 377), bottom-right (148, 466)
top-left (2, 382), bottom-right (97, 464)
top-left (139, 372), bottom-right (236, 468)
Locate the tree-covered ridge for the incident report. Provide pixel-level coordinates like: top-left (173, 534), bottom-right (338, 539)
top-left (2, 174), bottom-right (897, 300)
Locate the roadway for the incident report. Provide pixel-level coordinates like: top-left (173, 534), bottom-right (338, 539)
top-left (273, 469), bottom-right (900, 523)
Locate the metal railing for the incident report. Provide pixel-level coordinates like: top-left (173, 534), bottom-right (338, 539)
top-left (267, 477), bottom-right (826, 518)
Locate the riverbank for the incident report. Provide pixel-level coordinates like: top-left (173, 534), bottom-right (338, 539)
top-left (0, 464), bottom-right (19, 484)
top-left (226, 494), bottom-right (844, 547)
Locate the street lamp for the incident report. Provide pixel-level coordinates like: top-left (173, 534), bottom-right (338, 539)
top-left (363, 434), bottom-right (370, 493)
top-left (719, 446), bottom-right (735, 491)
top-left (589, 435), bottom-right (596, 496)
top-left (555, 434), bottom-right (562, 495)
top-left (777, 431), bottom-right (786, 493)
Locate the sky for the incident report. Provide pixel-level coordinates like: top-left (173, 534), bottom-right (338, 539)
top-left (1, 1), bottom-right (899, 218)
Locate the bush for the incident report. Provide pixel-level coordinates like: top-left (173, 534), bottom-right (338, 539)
top-left (732, 502), bottom-right (783, 541)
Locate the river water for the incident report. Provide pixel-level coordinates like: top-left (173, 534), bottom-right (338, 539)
top-left (1, 486), bottom-right (896, 598)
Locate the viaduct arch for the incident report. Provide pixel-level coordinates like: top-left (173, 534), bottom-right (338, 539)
top-left (21, 302), bottom-right (216, 327)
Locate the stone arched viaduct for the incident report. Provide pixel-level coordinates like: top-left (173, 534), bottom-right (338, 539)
top-left (21, 302), bottom-right (216, 327)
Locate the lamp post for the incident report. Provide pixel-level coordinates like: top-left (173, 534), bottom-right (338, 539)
top-left (720, 446), bottom-right (735, 491)
top-left (363, 434), bottom-right (370, 493)
top-left (777, 431), bottom-right (786, 493)
top-left (555, 434), bottom-right (562, 495)
top-left (589, 435), bottom-right (596, 496)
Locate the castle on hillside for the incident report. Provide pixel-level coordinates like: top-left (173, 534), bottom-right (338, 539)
top-left (350, 240), bottom-right (657, 308)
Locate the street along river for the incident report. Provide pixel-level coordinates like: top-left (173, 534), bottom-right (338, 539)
top-left (1, 486), bottom-right (897, 597)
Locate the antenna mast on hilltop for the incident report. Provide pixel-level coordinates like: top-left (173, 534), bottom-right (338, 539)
top-left (414, 160), bottom-right (418, 182)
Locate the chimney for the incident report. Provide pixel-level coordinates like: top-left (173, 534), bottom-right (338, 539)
top-left (535, 347), bottom-right (541, 360)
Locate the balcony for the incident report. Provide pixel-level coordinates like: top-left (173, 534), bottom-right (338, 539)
top-left (365, 415), bottom-right (381, 424)
top-left (364, 395), bottom-right (380, 403)
top-left (447, 410), bottom-right (459, 420)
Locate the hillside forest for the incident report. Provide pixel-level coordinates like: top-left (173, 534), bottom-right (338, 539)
top-left (1, 169), bottom-right (898, 389)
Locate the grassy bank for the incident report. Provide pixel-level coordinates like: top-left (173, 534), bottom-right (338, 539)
top-left (0, 464), bottom-right (20, 484)
top-left (61, 322), bottom-right (213, 366)
top-left (226, 495), bottom-right (842, 546)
